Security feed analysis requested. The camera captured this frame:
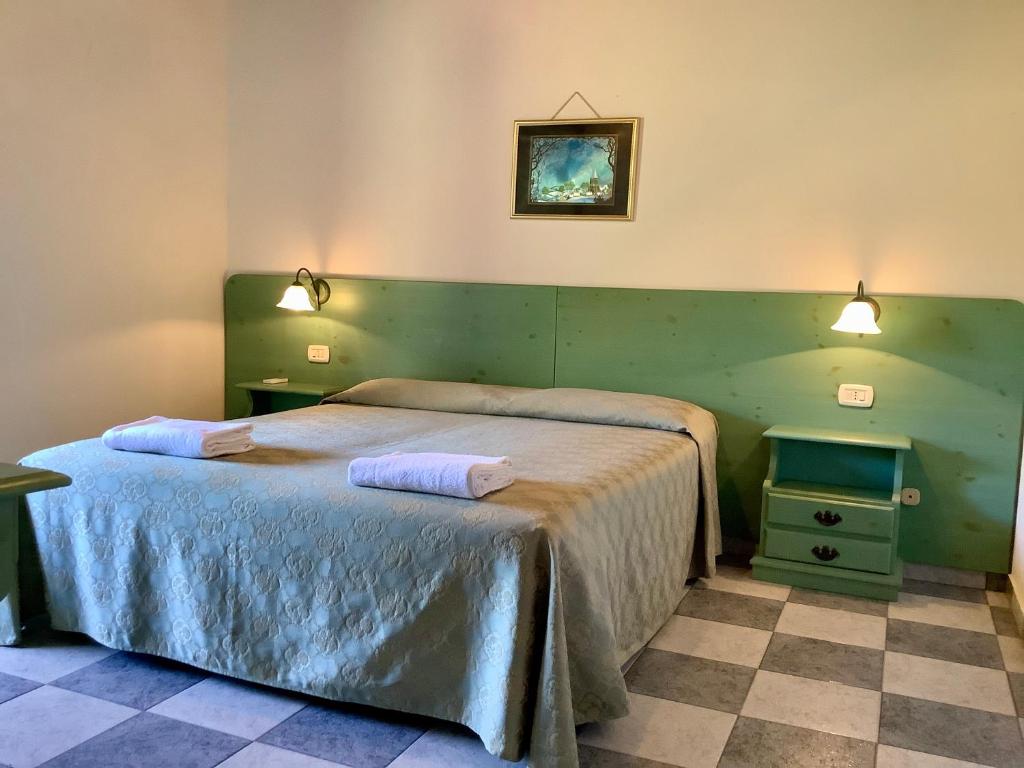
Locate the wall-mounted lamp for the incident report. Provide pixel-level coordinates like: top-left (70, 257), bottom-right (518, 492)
top-left (831, 280), bottom-right (881, 335)
top-left (276, 268), bottom-right (331, 312)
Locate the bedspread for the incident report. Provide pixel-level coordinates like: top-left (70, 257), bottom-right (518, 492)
top-left (12, 402), bottom-right (718, 767)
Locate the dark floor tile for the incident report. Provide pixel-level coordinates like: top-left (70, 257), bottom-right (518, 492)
top-left (53, 651), bottom-right (206, 709)
top-left (0, 671), bottom-right (40, 705)
top-left (40, 712), bottom-right (247, 768)
top-left (719, 716), bottom-right (874, 768)
top-left (988, 573), bottom-right (1010, 592)
top-left (886, 618), bottom-right (1005, 669)
top-left (675, 588), bottom-right (784, 631)
top-left (578, 744), bottom-right (677, 767)
top-left (1010, 673), bottom-right (1024, 718)
top-left (993, 606), bottom-right (1021, 638)
top-left (787, 588), bottom-right (888, 617)
top-left (624, 648), bottom-right (755, 714)
top-left (901, 578), bottom-right (987, 604)
top-left (259, 701), bottom-right (427, 768)
top-left (879, 693), bottom-right (1024, 768)
top-left (760, 633), bottom-right (883, 690)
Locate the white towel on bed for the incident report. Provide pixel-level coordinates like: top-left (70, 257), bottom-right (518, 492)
top-left (348, 452), bottom-right (513, 499)
top-left (101, 416), bottom-right (255, 458)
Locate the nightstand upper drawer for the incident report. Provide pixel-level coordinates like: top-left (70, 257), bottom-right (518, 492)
top-left (766, 492), bottom-right (895, 540)
top-left (764, 527), bottom-right (894, 574)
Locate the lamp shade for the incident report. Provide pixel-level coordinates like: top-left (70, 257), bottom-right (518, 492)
top-left (276, 282), bottom-right (316, 312)
top-left (831, 300), bottom-right (881, 334)
top-left (830, 281), bottom-right (881, 334)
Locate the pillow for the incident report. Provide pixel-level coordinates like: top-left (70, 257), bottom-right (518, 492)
top-left (326, 378), bottom-right (525, 416)
top-left (325, 378), bottom-right (712, 435)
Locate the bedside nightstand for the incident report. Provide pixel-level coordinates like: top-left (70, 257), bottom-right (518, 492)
top-left (750, 425), bottom-right (912, 601)
top-left (236, 381), bottom-right (345, 416)
top-left (1, 463), bottom-right (71, 645)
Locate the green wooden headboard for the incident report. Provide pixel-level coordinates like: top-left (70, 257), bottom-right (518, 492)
top-left (225, 274), bottom-right (1024, 573)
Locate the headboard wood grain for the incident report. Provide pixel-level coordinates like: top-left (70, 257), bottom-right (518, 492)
top-left (225, 273), bottom-right (1024, 573)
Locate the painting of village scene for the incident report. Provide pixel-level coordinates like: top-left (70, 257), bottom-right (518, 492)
top-left (528, 136), bottom-right (616, 204)
top-left (512, 118), bottom-right (638, 219)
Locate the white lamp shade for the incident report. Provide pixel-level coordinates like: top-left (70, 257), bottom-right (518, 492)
top-left (276, 283), bottom-right (316, 312)
top-left (831, 300), bottom-right (881, 334)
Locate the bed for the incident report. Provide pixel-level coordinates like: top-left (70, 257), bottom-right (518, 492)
top-left (11, 379), bottom-right (721, 768)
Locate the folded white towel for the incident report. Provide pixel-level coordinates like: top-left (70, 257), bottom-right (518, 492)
top-left (102, 416), bottom-right (255, 459)
top-left (348, 452), bottom-right (513, 499)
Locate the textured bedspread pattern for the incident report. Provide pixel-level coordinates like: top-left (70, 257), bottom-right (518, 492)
top-left (14, 391), bottom-right (719, 768)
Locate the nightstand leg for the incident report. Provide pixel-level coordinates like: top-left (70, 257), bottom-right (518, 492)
top-left (0, 498), bottom-right (21, 645)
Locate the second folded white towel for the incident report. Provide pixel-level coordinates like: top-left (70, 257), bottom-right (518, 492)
top-left (348, 452), bottom-right (513, 499)
top-left (102, 416), bottom-right (255, 458)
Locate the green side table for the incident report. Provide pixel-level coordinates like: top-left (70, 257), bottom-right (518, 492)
top-left (235, 381), bottom-right (345, 416)
top-left (0, 463), bottom-right (71, 645)
top-left (750, 425), bottom-right (912, 601)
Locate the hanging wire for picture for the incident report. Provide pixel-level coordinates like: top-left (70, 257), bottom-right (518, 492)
top-left (550, 91), bottom-right (603, 120)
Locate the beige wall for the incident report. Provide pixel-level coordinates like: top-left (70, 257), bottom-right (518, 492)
top-left (227, 0), bottom-right (1023, 299)
top-left (0, 0), bottom-right (227, 462)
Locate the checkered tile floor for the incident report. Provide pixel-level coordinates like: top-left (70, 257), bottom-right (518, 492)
top-left (2, 567), bottom-right (1023, 768)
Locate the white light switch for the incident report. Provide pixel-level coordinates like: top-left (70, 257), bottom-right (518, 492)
top-left (838, 383), bottom-right (874, 408)
top-left (307, 344), bottom-right (330, 364)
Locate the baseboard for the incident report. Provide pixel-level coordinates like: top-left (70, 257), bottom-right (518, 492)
top-left (903, 562), bottom-right (986, 589)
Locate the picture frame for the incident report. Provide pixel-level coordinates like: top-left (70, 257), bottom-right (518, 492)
top-left (510, 117), bottom-right (640, 220)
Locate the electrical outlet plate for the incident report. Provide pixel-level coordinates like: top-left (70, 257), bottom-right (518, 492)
top-left (901, 488), bottom-right (921, 506)
top-left (307, 344), bottom-right (330, 364)
top-left (838, 383), bottom-right (874, 408)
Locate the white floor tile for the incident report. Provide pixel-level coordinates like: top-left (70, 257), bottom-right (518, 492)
top-left (648, 615), bottom-right (772, 668)
top-left (774, 602), bottom-right (886, 649)
top-left (149, 676), bottom-right (306, 739)
top-left (882, 651), bottom-right (1015, 716)
top-left (216, 743), bottom-right (349, 768)
top-left (875, 744), bottom-right (992, 768)
top-left (740, 670), bottom-right (881, 742)
top-left (695, 566), bottom-right (791, 601)
top-left (389, 727), bottom-right (524, 767)
top-left (0, 685), bottom-right (136, 768)
top-left (0, 637), bottom-right (116, 683)
top-left (986, 590), bottom-right (1010, 608)
top-left (998, 634), bottom-right (1024, 673)
top-left (578, 692), bottom-right (735, 768)
top-left (888, 592), bottom-right (995, 634)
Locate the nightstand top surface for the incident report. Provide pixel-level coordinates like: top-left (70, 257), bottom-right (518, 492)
top-left (764, 424), bottom-right (911, 451)
top-left (236, 381), bottom-right (346, 397)
top-left (0, 464), bottom-right (71, 499)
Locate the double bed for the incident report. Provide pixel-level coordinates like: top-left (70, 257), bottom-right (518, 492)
top-left (10, 380), bottom-right (720, 768)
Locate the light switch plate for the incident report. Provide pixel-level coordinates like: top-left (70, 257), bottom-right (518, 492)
top-left (307, 344), bottom-right (330, 364)
top-left (838, 383), bottom-right (874, 408)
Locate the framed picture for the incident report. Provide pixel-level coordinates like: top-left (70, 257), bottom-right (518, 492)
top-left (510, 117), bottom-right (640, 220)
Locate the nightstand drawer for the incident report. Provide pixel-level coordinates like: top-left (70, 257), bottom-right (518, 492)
top-left (763, 527), bottom-right (894, 574)
top-left (766, 493), bottom-right (895, 540)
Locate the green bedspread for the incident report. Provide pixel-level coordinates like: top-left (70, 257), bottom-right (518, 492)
top-left (12, 396), bottom-right (719, 767)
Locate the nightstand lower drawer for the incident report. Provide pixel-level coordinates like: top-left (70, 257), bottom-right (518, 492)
top-left (766, 493), bottom-right (895, 539)
top-left (763, 527), bottom-right (894, 574)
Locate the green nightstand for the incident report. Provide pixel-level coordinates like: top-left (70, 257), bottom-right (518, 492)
top-left (750, 425), bottom-right (912, 601)
top-left (1, 464), bottom-right (71, 645)
top-left (236, 381), bottom-right (345, 416)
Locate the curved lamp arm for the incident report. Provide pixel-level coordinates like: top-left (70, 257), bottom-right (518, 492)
top-left (294, 267), bottom-right (332, 310)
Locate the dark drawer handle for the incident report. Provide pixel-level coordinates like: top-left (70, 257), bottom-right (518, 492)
top-left (812, 545), bottom-right (839, 562)
top-left (814, 510), bottom-right (843, 527)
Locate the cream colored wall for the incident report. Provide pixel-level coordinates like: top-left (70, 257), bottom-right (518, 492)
top-left (0, 0), bottom-right (227, 462)
top-left (226, 0), bottom-right (1023, 299)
